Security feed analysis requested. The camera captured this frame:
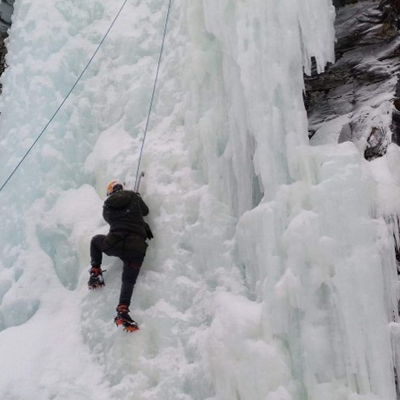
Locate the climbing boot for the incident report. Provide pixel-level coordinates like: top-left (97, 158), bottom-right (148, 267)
top-left (114, 304), bottom-right (139, 332)
top-left (88, 266), bottom-right (105, 290)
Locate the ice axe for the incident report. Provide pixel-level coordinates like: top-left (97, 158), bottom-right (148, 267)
top-left (134, 171), bottom-right (145, 193)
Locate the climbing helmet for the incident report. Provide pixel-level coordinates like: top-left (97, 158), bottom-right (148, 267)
top-left (106, 179), bottom-right (125, 196)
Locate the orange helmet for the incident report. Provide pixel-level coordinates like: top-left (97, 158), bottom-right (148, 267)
top-left (106, 180), bottom-right (124, 196)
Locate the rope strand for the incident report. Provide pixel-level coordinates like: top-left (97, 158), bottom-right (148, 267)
top-left (134, 0), bottom-right (173, 190)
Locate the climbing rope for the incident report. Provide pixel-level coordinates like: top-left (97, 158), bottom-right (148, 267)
top-left (0, 0), bottom-right (135, 193)
top-left (134, 0), bottom-right (173, 190)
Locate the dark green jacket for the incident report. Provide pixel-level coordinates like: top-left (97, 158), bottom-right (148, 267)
top-left (103, 190), bottom-right (150, 254)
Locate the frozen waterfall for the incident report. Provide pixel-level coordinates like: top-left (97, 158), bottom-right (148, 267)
top-left (0, 0), bottom-right (399, 399)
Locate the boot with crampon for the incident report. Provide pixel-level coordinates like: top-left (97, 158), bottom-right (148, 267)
top-left (88, 266), bottom-right (105, 290)
top-left (114, 304), bottom-right (139, 332)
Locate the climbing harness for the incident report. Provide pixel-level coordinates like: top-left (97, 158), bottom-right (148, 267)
top-left (0, 0), bottom-right (173, 194)
top-left (134, 0), bottom-right (173, 190)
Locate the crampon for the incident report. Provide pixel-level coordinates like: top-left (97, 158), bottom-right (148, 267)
top-left (88, 267), bottom-right (106, 290)
top-left (115, 305), bottom-right (139, 332)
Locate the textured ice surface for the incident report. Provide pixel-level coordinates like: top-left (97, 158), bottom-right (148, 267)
top-left (0, 0), bottom-right (399, 400)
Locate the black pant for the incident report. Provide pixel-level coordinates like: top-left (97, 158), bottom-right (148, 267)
top-left (90, 234), bottom-right (145, 307)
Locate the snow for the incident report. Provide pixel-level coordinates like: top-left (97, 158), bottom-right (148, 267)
top-left (0, 0), bottom-right (399, 400)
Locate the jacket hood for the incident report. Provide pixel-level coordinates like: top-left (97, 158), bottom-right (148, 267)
top-left (104, 190), bottom-right (133, 208)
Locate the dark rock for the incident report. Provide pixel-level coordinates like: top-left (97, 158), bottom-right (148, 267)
top-left (305, 0), bottom-right (400, 161)
top-left (0, 36), bottom-right (7, 94)
top-left (364, 126), bottom-right (388, 158)
top-left (392, 89), bottom-right (400, 145)
top-left (0, 0), bottom-right (14, 34)
top-left (333, 0), bottom-right (360, 6)
top-left (0, 0), bottom-right (14, 94)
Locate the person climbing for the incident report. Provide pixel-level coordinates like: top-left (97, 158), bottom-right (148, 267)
top-left (88, 179), bottom-right (153, 332)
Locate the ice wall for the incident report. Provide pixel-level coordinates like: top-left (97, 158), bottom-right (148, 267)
top-left (183, 1), bottom-right (399, 400)
top-left (183, 0), bottom-right (335, 216)
top-left (0, 0), bottom-right (240, 399)
top-left (0, 0), bottom-right (399, 400)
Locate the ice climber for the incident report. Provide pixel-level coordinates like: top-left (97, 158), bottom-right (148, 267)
top-left (88, 179), bottom-right (153, 332)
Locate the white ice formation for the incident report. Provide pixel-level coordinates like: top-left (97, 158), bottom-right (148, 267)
top-left (1, 0), bottom-right (400, 400)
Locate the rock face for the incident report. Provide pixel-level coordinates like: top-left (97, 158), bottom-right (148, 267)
top-left (333, 0), bottom-right (361, 6)
top-left (0, 0), bottom-right (13, 34)
top-left (0, 0), bottom-right (14, 94)
top-left (305, 0), bottom-right (400, 160)
top-left (0, 37), bottom-right (6, 81)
